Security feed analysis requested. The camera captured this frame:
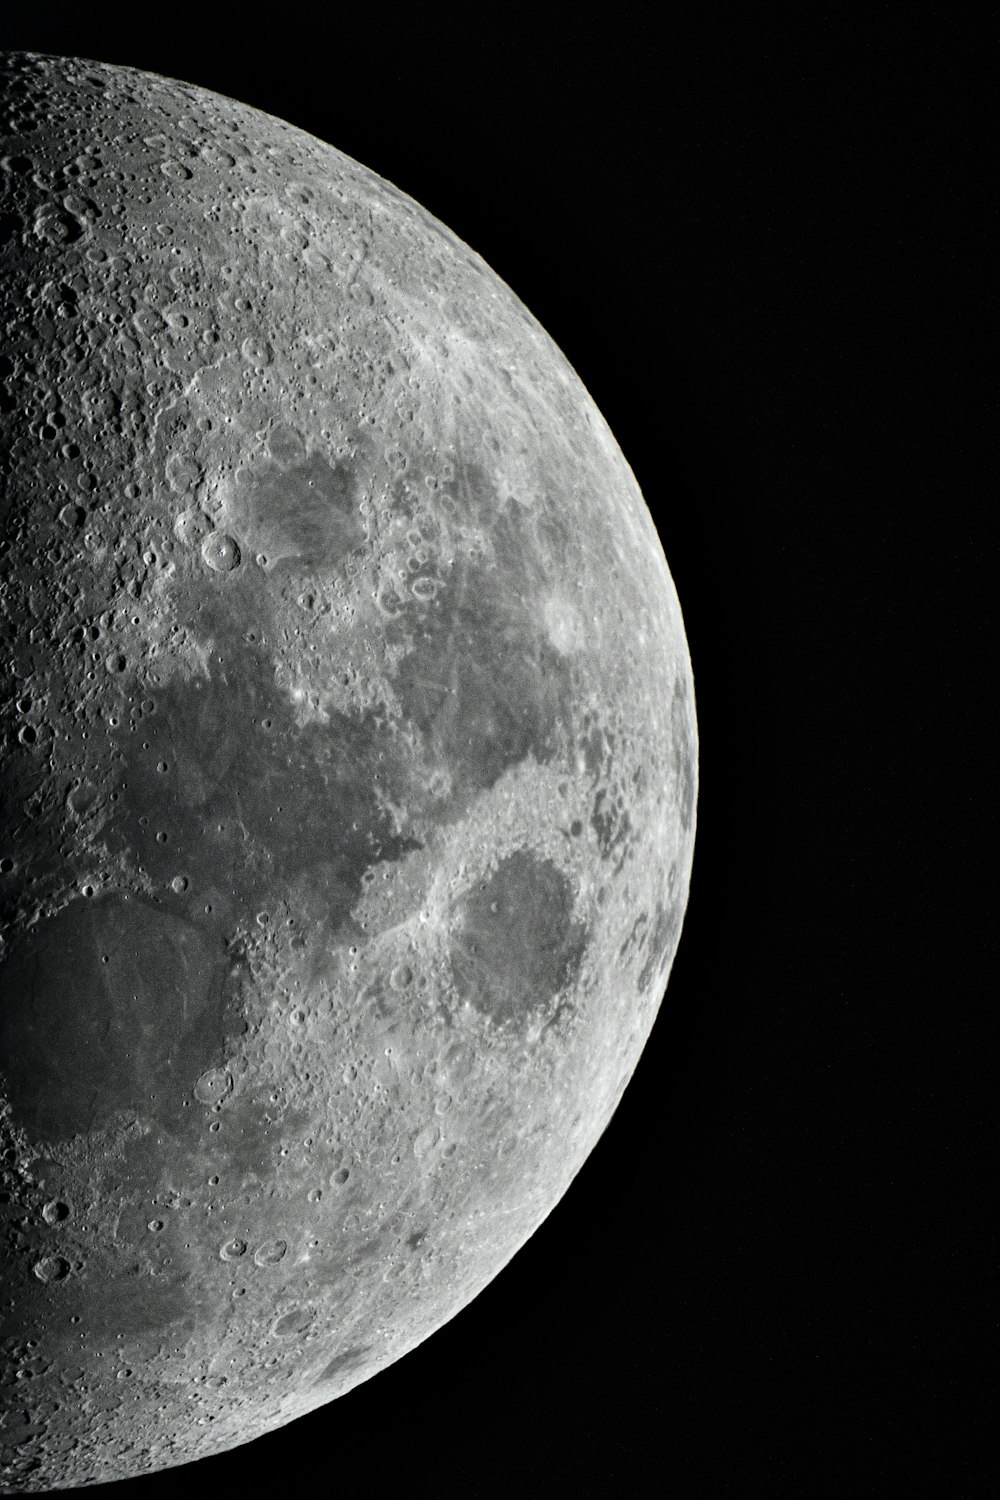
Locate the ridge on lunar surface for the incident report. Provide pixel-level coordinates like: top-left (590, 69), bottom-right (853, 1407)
top-left (0, 50), bottom-right (697, 1491)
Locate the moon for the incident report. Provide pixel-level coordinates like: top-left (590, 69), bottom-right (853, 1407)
top-left (0, 50), bottom-right (697, 1491)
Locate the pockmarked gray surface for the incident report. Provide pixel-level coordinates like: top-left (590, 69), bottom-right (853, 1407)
top-left (0, 51), bottom-right (697, 1491)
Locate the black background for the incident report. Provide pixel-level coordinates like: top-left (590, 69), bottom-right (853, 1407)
top-left (0, 6), bottom-right (988, 1495)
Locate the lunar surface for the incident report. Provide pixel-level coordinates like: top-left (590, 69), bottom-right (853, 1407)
top-left (0, 51), bottom-right (697, 1491)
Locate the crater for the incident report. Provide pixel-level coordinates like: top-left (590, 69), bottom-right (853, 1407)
top-left (314, 1345), bottom-right (370, 1384)
top-left (225, 452), bottom-right (363, 573)
top-left (449, 849), bottom-right (587, 1025)
top-left (0, 891), bottom-right (233, 1141)
top-left (671, 675), bottom-right (696, 832)
top-left (637, 898), bottom-right (682, 994)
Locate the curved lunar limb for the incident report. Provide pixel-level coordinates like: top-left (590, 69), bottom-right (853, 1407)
top-left (0, 50), bottom-right (696, 1492)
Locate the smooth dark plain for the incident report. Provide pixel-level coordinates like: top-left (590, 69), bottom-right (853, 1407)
top-left (0, 51), bottom-right (696, 1490)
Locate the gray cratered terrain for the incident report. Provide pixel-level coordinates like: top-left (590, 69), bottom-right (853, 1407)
top-left (0, 51), bottom-right (697, 1491)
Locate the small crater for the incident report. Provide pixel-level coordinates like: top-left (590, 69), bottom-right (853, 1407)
top-left (272, 1306), bottom-right (314, 1338)
top-left (41, 1199), bottom-right (70, 1225)
top-left (253, 1239), bottom-right (287, 1267)
top-left (193, 1067), bottom-right (233, 1106)
top-left (33, 205), bottom-right (83, 245)
top-left (66, 779), bottom-right (98, 817)
top-left (413, 1123), bottom-right (440, 1159)
top-left (314, 1345), bottom-right (370, 1384)
top-left (33, 1255), bottom-right (71, 1283)
top-left (201, 532), bottom-right (241, 573)
top-left (174, 508), bottom-right (212, 547)
top-left (240, 336), bottom-right (273, 366)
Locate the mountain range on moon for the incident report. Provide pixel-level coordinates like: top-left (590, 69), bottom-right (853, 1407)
top-left (0, 50), bottom-right (697, 1491)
